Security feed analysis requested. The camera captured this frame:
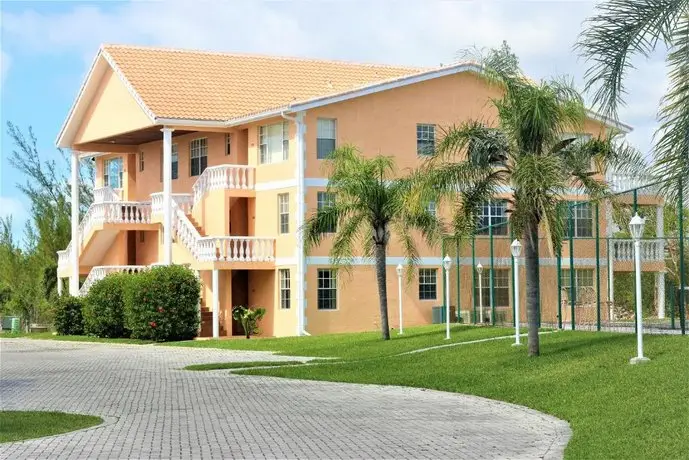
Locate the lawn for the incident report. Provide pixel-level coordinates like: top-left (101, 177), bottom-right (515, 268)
top-left (0, 332), bottom-right (151, 344)
top-left (166, 324), bottom-right (517, 360)
top-left (0, 411), bottom-right (102, 443)
top-left (184, 360), bottom-right (307, 371)
top-left (239, 331), bottom-right (689, 459)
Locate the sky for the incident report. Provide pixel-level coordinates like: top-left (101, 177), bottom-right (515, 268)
top-left (0, 0), bottom-right (669, 240)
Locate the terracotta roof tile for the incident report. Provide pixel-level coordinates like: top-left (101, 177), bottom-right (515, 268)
top-left (102, 45), bottom-right (429, 121)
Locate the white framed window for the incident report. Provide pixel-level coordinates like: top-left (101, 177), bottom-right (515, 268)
top-left (138, 152), bottom-right (145, 172)
top-left (279, 269), bottom-right (291, 309)
top-left (475, 269), bottom-right (510, 307)
top-left (259, 122), bottom-right (289, 164)
top-left (103, 157), bottom-right (123, 189)
top-left (417, 124), bottom-right (435, 156)
top-left (225, 133), bottom-right (231, 156)
top-left (561, 132), bottom-right (593, 145)
top-left (418, 268), bottom-right (437, 300)
top-left (190, 138), bottom-right (208, 176)
top-left (477, 200), bottom-right (508, 236)
top-left (317, 118), bottom-right (337, 159)
top-left (160, 144), bottom-right (179, 181)
top-left (317, 191), bottom-right (336, 233)
top-left (278, 193), bottom-right (289, 234)
top-left (565, 202), bottom-right (593, 238)
top-left (561, 269), bottom-right (595, 300)
top-left (317, 269), bottom-right (337, 310)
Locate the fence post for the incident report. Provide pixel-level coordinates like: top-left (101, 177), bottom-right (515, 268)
top-left (557, 243), bottom-right (563, 330)
top-left (569, 203), bottom-right (576, 330)
top-left (489, 224), bottom-right (495, 325)
top-left (595, 202), bottom-right (601, 331)
top-left (455, 239), bottom-right (461, 323)
top-left (510, 227), bottom-right (516, 327)
top-left (633, 189), bottom-right (639, 335)
top-left (442, 238), bottom-right (447, 313)
top-left (472, 237), bottom-right (477, 324)
top-left (678, 177), bottom-right (686, 335)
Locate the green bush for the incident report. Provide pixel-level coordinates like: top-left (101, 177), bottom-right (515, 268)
top-left (83, 273), bottom-right (131, 338)
top-left (53, 295), bottom-right (84, 335)
top-left (232, 305), bottom-right (266, 339)
top-left (124, 265), bottom-right (200, 341)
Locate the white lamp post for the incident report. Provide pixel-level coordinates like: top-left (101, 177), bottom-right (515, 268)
top-left (477, 262), bottom-right (484, 324)
top-left (629, 213), bottom-right (649, 364)
top-left (510, 239), bottom-right (522, 346)
top-left (443, 255), bottom-right (452, 340)
top-left (396, 263), bottom-right (404, 335)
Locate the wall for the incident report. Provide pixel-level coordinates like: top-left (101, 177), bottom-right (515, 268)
top-left (248, 270), bottom-right (276, 337)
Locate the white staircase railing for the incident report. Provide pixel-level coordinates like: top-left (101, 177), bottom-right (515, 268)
top-left (192, 165), bottom-right (255, 204)
top-left (151, 193), bottom-right (193, 215)
top-left (93, 186), bottom-right (122, 203)
top-left (79, 265), bottom-right (150, 296)
top-left (612, 239), bottom-right (665, 261)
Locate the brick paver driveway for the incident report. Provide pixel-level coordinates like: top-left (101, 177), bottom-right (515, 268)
top-left (0, 339), bottom-right (570, 459)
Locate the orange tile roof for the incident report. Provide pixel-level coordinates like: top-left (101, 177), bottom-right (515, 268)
top-left (102, 45), bottom-right (428, 122)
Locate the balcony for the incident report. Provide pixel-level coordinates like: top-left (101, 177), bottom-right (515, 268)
top-left (606, 172), bottom-right (660, 195)
top-left (93, 186), bottom-right (122, 203)
top-left (151, 193), bottom-right (193, 215)
top-left (192, 165), bottom-right (256, 203)
top-left (612, 239), bottom-right (665, 262)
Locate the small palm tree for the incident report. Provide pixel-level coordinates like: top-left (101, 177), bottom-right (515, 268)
top-left (578, 0), bottom-right (689, 191)
top-left (418, 45), bottom-right (643, 356)
top-left (303, 146), bottom-right (443, 340)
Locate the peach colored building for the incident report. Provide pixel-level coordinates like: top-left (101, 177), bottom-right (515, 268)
top-left (55, 44), bottom-right (666, 337)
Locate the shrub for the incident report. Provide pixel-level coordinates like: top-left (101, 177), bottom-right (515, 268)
top-left (53, 295), bottom-right (84, 335)
top-left (124, 265), bottom-right (200, 341)
top-left (232, 306), bottom-right (266, 339)
top-left (83, 273), bottom-right (131, 338)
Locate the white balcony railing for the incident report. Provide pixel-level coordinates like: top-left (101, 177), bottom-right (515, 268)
top-left (196, 237), bottom-right (275, 262)
top-left (151, 193), bottom-right (193, 215)
top-left (606, 172), bottom-right (660, 195)
top-left (93, 186), bottom-right (122, 203)
top-left (79, 265), bottom-right (149, 296)
top-left (612, 239), bottom-right (665, 261)
top-left (192, 165), bottom-right (255, 204)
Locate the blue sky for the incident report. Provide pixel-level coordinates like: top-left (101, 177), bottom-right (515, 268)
top-left (0, 0), bottom-right (668, 241)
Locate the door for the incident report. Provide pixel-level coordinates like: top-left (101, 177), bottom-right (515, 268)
top-left (231, 270), bottom-right (249, 336)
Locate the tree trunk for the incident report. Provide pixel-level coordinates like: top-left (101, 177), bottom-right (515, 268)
top-left (374, 242), bottom-right (391, 340)
top-left (523, 219), bottom-right (541, 356)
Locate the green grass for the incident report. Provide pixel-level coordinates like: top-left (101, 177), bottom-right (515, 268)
top-left (165, 324), bottom-right (515, 360)
top-left (184, 360), bottom-right (307, 371)
top-left (0, 332), bottom-right (152, 344)
top-left (0, 411), bottom-right (102, 443)
top-left (240, 331), bottom-right (689, 459)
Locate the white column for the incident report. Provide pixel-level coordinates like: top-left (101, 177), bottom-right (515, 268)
top-left (513, 258), bottom-right (521, 346)
top-left (657, 272), bottom-right (666, 319)
top-left (57, 277), bottom-right (63, 296)
top-left (294, 112), bottom-right (307, 336)
top-left (162, 127), bottom-right (174, 265)
top-left (70, 152), bottom-right (80, 296)
top-left (606, 202), bottom-right (615, 318)
top-left (212, 268), bottom-right (220, 339)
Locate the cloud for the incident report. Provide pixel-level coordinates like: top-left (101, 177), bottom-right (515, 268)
top-left (0, 0), bottom-right (667, 155)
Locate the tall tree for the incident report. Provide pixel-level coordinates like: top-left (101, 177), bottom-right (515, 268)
top-left (578, 0), bottom-right (689, 192)
top-left (303, 146), bottom-right (443, 340)
top-left (417, 45), bottom-right (643, 356)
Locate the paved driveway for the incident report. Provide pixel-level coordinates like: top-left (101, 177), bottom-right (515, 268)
top-left (0, 339), bottom-right (570, 459)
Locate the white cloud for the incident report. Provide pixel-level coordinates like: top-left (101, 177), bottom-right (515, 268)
top-left (0, 0), bottom-right (667, 156)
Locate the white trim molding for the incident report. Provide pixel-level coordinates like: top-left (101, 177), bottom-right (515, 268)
top-left (255, 179), bottom-right (298, 191)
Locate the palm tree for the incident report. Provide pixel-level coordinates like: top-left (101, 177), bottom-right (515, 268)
top-left (417, 46), bottom-right (643, 356)
top-left (578, 0), bottom-right (689, 191)
top-left (303, 146), bottom-right (442, 340)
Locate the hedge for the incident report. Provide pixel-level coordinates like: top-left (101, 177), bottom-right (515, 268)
top-left (83, 273), bottom-right (131, 338)
top-left (53, 295), bottom-right (84, 336)
top-left (124, 265), bottom-right (200, 341)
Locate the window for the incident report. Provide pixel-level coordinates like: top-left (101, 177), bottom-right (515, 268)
top-left (279, 269), bottom-right (291, 309)
top-left (565, 202), bottom-right (593, 238)
top-left (139, 152), bottom-right (145, 172)
top-left (103, 157), bottom-right (123, 189)
top-left (561, 269), bottom-right (595, 300)
top-left (259, 122), bottom-right (289, 164)
top-left (159, 144), bottom-right (179, 181)
top-left (477, 200), bottom-right (508, 235)
top-left (475, 269), bottom-right (510, 307)
top-left (417, 124), bottom-right (435, 156)
top-left (317, 118), bottom-right (337, 159)
top-left (561, 132), bottom-right (593, 145)
top-left (225, 133), bottom-right (231, 156)
top-left (317, 191), bottom-right (337, 233)
top-left (278, 193), bottom-right (289, 234)
top-left (418, 268), bottom-right (437, 300)
top-left (190, 138), bottom-right (208, 176)
top-left (426, 201), bottom-right (437, 217)
top-left (317, 269), bottom-right (337, 310)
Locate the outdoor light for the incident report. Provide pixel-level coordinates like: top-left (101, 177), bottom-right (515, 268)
top-left (629, 213), bottom-right (646, 241)
top-left (476, 262), bottom-right (483, 275)
top-left (511, 239), bottom-right (522, 346)
top-left (396, 263), bottom-right (404, 335)
top-left (629, 213), bottom-right (649, 364)
top-left (476, 263), bottom-right (484, 324)
top-left (443, 255), bottom-right (452, 340)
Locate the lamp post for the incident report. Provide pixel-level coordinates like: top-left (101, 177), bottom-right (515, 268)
top-left (476, 263), bottom-right (484, 324)
top-left (443, 255), bottom-right (452, 340)
top-left (396, 263), bottom-right (404, 335)
top-left (629, 213), bottom-right (649, 364)
top-left (511, 239), bottom-right (523, 346)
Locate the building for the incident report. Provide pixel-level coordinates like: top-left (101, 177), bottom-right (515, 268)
top-left (55, 44), bottom-right (667, 337)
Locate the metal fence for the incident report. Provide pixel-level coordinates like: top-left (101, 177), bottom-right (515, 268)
top-left (440, 175), bottom-right (687, 335)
